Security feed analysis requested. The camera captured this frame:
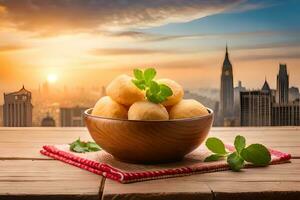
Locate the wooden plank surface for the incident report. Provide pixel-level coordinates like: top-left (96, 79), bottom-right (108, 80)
top-left (0, 128), bottom-right (92, 159)
top-left (0, 128), bottom-right (103, 200)
top-left (0, 127), bottom-right (299, 159)
top-left (0, 127), bottom-right (299, 200)
top-left (102, 127), bottom-right (300, 200)
top-left (0, 160), bottom-right (103, 200)
top-left (103, 177), bottom-right (213, 200)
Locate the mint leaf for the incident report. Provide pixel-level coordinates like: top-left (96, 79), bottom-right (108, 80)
top-left (234, 135), bottom-right (246, 154)
top-left (204, 136), bottom-right (271, 172)
top-left (146, 91), bottom-right (161, 103)
top-left (132, 68), bottom-right (173, 104)
top-left (227, 152), bottom-right (245, 171)
top-left (70, 138), bottom-right (101, 153)
top-left (132, 79), bottom-right (146, 90)
top-left (133, 69), bottom-right (144, 80)
top-left (205, 137), bottom-right (227, 155)
top-left (73, 145), bottom-right (88, 153)
top-left (87, 142), bottom-right (101, 152)
top-left (149, 81), bottom-right (160, 94)
top-left (160, 84), bottom-right (173, 97)
top-left (204, 154), bottom-right (225, 162)
top-left (144, 68), bottom-right (156, 83)
top-left (241, 144), bottom-right (271, 166)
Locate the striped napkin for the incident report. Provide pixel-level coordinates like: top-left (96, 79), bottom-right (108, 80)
top-left (40, 144), bottom-right (291, 183)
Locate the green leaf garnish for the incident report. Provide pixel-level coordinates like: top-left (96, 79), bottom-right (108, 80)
top-left (227, 152), bottom-right (245, 171)
top-left (204, 135), bottom-right (271, 171)
top-left (234, 135), bottom-right (246, 154)
top-left (241, 144), bottom-right (271, 166)
top-left (132, 68), bottom-right (173, 104)
top-left (69, 138), bottom-right (101, 153)
top-left (204, 154), bottom-right (225, 162)
top-left (144, 68), bottom-right (156, 83)
top-left (205, 137), bottom-right (227, 155)
top-left (133, 69), bottom-right (144, 80)
top-left (160, 84), bottom-right (173, 96)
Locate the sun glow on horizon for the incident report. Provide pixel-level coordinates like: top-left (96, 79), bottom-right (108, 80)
top-left (47, 74), bottom-right (58, 83)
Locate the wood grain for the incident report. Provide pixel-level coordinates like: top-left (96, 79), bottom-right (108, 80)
top-left (0, 127), bottom-right (299, 200)
top-left (0, 160), bottom-right (102, 199)
top-left (0, 128), bottom-right (92, 159)
top-left (102, 160), bottom-right (300, 200)
top-left (85, 109), bottom-right (213, 164)
top-left (103, 176), bottom-right (213, 200)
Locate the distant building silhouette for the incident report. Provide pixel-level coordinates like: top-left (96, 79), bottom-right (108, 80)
top-left (240, 80), bottom-right (274, 126)
top-left (41, 113), bottom-right (56, 127)
top-left (234, 81), bottom-right (246, 126)
top-left (271, 100), bottom-right (300, 126)
top-left (240, 67), bottom-right (300, 127)
top-left (3, 86), bottom-right (33, 127)
top-left (276, 64), bottom-right (289, 104)
top-left (289, 87), bottom-right (300, 102)
top-left (60, 106), bottom-right (87, 127)
top-left (220, 45), bottom-right (234, 125)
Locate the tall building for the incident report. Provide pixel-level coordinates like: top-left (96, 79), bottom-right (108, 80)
top-left (271, 100), bottom-right (300, 126)
top-left (234, 81), bottom-right (246, 126)
top-left (3, 86), bottom-right (33, 127)
top-left (220, 45), bottom-right (234, 120)
top-left (60, 106), bottom-right (88, 127)
top-left (276, 64), bottom-right (289, 103)
top-left (240, 80), bottom-right (274, 126)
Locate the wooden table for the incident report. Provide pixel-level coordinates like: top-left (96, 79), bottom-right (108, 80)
top-left (0, 127), bottom-right (299, 200)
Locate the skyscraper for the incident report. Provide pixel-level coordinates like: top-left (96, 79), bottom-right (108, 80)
top-left (240, 80), bottom-right (274, 126)
top-left (3, 86), bottom-right (33, 127)
top-left (220, 45), bottom-right (234, 120)
top-left (60, 106), bottom-right (88, 127)
top-left (276, 64), bottom-right (289, 103)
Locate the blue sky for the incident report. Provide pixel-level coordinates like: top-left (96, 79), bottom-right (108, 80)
top-left (144, 0), bottom-right (300, 51)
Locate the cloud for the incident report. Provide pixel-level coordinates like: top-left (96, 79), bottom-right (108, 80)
top-left (0, 0), bottom-right (242, 35)
top-left (238, 52), bottom-right (300, 61)
top-left (107, 29), bottom-right (300, 42)
top-left (0, 44), bottom-right (29, 52)
top-left (90, 48), bottom-right (178, 56)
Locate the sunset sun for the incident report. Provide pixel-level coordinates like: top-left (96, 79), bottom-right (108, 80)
top-left (47, 74), bottom-right (58, 83)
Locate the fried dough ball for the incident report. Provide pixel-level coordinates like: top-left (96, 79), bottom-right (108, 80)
top-left (128, 101), bottom-right (169, 120)
top-left (92, 96), bottom-right (128, 119)
top-left (106, 74), bottom-right (145, 106)
top-left (157, 78), bottom-right (184, 106)
top-left (169, 99), bottom-right (208, 119)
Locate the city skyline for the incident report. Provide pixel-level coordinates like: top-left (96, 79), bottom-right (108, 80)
top-left (1, 45), bottom-right (300, 127)
top-left (0, 0), bottom-right (300, 92)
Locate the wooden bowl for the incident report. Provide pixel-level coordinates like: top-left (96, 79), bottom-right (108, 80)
top-left (84, 108), bottom-right (213, 164)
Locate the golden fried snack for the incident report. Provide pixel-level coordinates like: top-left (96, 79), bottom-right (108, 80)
top-left (106, 74), bottom-right (145, 106)
top-left (169, 99), bottom-right (208, 119)
top-left (92, 96), bottom-right (128, 119)
top-left (128, 101), bottom-right (169, 120)
top-left (157, 78), bottom-right (184, 106)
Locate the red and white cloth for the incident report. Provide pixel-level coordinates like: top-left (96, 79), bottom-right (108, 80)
top-left (40, 144), bottom-right (291, 184)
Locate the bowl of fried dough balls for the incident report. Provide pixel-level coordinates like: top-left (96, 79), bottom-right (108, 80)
top-left (84, 68), bottom-right (213, 164)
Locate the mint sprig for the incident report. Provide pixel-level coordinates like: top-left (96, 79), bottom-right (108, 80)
top-left (132, 68), bottom-right (173, 103)
top-left (69, 138), bottom-right (101, 153)
top-left (204, 135), bottom-right (271, 171)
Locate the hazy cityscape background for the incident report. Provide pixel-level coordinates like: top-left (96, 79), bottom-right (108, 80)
top-left (0, 0), bottom-right (299, 127)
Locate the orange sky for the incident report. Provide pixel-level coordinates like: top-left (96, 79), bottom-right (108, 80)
top-left (0, 0), bottom-right (299, 93)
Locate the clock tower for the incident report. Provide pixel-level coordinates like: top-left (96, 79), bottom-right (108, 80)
top-left (220, 45), bottom-right (234, 121)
